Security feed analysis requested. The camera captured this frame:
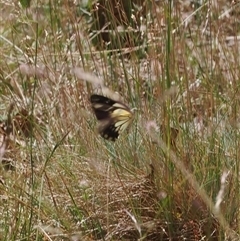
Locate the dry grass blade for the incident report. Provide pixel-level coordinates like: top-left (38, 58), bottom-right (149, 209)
top-left (72, 67), bottom-right (125, 101)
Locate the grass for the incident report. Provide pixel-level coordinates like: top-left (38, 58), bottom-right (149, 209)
top-left (0, 0), bottom-right (239, 240)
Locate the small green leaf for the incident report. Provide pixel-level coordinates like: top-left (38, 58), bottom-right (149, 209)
top-left (19, 0), bottom-right (31, 8)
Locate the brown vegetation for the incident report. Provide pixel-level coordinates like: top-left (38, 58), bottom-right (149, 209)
top-left (0, 0), bottom-right (239, 240)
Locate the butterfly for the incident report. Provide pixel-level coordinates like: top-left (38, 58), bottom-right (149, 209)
top-left (90, 94), bottom-right (134, 141)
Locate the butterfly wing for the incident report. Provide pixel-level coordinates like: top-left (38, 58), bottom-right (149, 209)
top-left (90, 94), bottom-right (134, 141)
top-left (90, 95), bottom-right (117, 120)
top-left (98, 120), bottom-right (120, 141)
